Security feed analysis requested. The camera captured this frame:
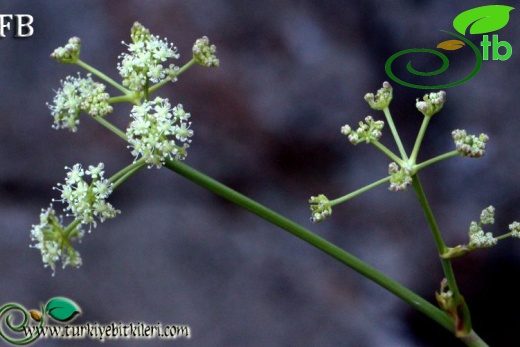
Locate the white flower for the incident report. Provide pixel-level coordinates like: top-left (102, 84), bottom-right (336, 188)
top-left (50, 36), bottom-right (81, 64)
top-left (117, 22), bottom-right (180, 91)
top-left (53, 163), bottom-right (120, 228)
top-left (415, 91), bottom-right (446, 117)
top-left (127, 97), bottom-right (193, 168)
top-left (47, 73), bottom-right (112, 132)
top-left (341, 116), bottom-right (384, 145)
top-left (192, 36), bottom-right (219, 67)
top-left (364, 81), bottom-right (393, 110)
top-left (452, 129), bottom-right (489, 158)
top-left (509, 222), bottom-right (520, 238)
top-left (30, 205), bottom-right (84, 275)
top-left (469, 230), bottom-right (497, 248)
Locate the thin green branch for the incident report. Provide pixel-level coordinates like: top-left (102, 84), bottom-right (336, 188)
top-left (372, 141), bottom-right (405, 166)
top-left (109, 158), bottom-right (147, 187)
top-left (148, 58), bottom-right (197, 94)
top-left (414, 151), bottom-right (459, 172)
top-left (383, 107), bottom-right (408, 161)
top-left (330, 176), bottom-right (391, 206)
top-left (76, 59), bottom-right (130, 95)
top-left (410, 116), bottom-right (431, 164)
top-left (411, 175), bottom-right (455, 285)
top-left (412, 174), bottom-right (476, 339)
top-left (92, 116), bottom-right (127, 141)
top-left (109, 95), bottom-right (136, 104)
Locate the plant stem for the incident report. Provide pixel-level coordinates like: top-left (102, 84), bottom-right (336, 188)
top-left (110, 159), bottom-right (147, 189)
top-left (76, 59), bottom-right (130, 95)
top-left (412, 174), bottom-right (477, 340)
top-left (461, 330), bottom-right (489, 347)
top-left (148, 58), bottom-right (197, 94)
top-left (410, 115), bottom-right (431, 165)
top-left (411, 175), bottom-right (457, 289)
top-left (383, 107), bottom-right (408, 161)
top-left (414, 151), bottom-right (459, 172)
top-left (164, 159), bottom-right (452, 333)
top-left (92, 116), bottom-right (127, 141)
top-left (330, 176), bottom-right (391, 206)
top-left (109, 95), bottom-right (136, 104)
top-left (371, 141), bottom-right (405, 166)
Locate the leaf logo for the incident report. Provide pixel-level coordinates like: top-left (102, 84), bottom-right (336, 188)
top-left (453, 5), bottom-right (514, 35)
top-left (437, 39), bottom-right (465, 51)
top-left (44, 297), bottom-right (81, 323)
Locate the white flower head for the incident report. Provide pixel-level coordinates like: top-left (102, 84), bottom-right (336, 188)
top-left (127, 97), bottom-right (193, 168)
top-left (117, 22), bottom-right (180, 91)
top-left (452, 129), bottom-right (489, 158)
top-left (416, 91), bottom-right (446, 117)
top-left (388, 163), bottom-right (412, 192)
top-left (47, 73), bottom-right (112, 132)
top-left (53, 163), bottom-right (120, 228)
top-left (192, 36), bottom-right (219, 67)
top-left (364, 81), bottom-right (393, 110)
top-left (509, 221), bottom-right (520, 238)
top-left (341, 116), bottom-right (384, 145)
top-left (30, 205), bottom-right (84, 275)
top-left (50, 36), bottom-right (81, 64)
top-left (309, 194), bottom-right (332, 223)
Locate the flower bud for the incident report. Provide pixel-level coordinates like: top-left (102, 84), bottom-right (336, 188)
top-left (50, 37), bottom-right (81, 64)
top-left (364, 81), bottom-right (393, 110)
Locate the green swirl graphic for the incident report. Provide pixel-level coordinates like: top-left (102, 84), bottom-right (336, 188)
top-left (385, 31), bottom-right (483, 89)
top-left (0, 303), bottom-right (42, 345)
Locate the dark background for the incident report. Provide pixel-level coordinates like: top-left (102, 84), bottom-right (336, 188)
top-left (1, 1), bottom-right (519, 346)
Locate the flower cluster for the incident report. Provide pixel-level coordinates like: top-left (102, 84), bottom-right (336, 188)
top-left (364, 81), bottom-right (393, 110)
top-left (50, 36), bottom-right (81, 64)
top-left (30, 205), bottom-right (84, 275)
top-left (341, 116), bottom-right (384, 145)
top-left (309, 194), bottom-right (332, 223)
top-left (451, 129), bottom-right (489, 158)
top-left (126, 97), bottom-right (193, 168)
top-left (53, 163), bottom-right (119, 228)
top-left (468, 206), bottom-right (497, 248)
top-left (416, 91), bottom-right (446, 117)
top-left (117, 22), bottom-right (180, 91)
top-left (47, 73), bottom-right (112, 132)
top-left (388, 162), bottom-right (412, 192)
top-left (193, 36), bottom-right (220, 67)
top-left (509, 222), bottom-right (520, 238)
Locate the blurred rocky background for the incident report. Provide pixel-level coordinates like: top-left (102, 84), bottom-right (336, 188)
top-left (1, 0), bottom-right (519, 346)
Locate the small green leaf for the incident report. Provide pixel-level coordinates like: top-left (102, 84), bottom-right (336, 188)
top-left (453, 5), bottom-right (514, 35)
top-left (437, 39), bottom-right (465, 51)
top-left (44, 297), bottom-right (81, 323)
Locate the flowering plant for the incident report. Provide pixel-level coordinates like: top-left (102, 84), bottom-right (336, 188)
top-left (28, 22), bottom-right (518, 347)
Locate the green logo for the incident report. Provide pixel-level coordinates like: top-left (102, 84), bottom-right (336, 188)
top-left (0, 297), bottom-right (81, 345)
top-left (385, 5), bottom-right (514, 89)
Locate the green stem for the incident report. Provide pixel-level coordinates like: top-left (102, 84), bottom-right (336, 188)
top-left (76, 59), bottom-right (130, 95)
top-left (92, 116), bottom-right (127, 141)
top-left (414, 151), bottom-right (459, 172)
top-left (109, 95), bottom-right (136, 104)
top-left (460, 330), bottom-right (489, 347)
top-left (410, 116), bottom-right (431, 165)
top-left (164, 159), bottom-right (452, 333)
top-left (411, 175), bottom-right (456, 289)
top-left (412, 174), bottom-right (475, 338)
top-left (495, 232), bottom-right (513, 241)
top-left (109, 158), bottom-right (147, 188)
top-left (149, 58), bottom-right (197, 94)
top-left (372, 141), bottom-right (405, 166)
top-left (63, 219), bottom-right (82, 238)
top-left (330, 176), bottom-right (391, 206)
top-left (383, 107), bottom-right (408, 161)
